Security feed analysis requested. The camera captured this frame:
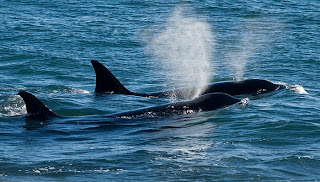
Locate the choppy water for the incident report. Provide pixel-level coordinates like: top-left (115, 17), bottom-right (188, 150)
top-left (1, 0), bottom-right (320, 181)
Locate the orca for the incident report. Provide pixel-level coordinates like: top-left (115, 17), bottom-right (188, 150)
top-left (91, 60), bottom-right (284, 98)
top-left (18, 91), bottom-right (58, 121)
top-left (18, 91), bottom-right (241, 121)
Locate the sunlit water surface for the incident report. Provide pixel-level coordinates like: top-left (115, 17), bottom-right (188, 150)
top-left (0, 0), bottom-right (320, 181)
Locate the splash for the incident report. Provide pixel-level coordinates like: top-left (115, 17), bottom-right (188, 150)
top-left (284, 83), bottom-right (308, 94)
top-left (149, 7), bottom-right (214, 99)
top-left (43, 85), bottom-right (90, 94)
top-left (292, 85), bottom-right (308, 94)
top-left (0, 94), bottom-right (26, 117)
top-left (239, 98), bottom-right (250, 106)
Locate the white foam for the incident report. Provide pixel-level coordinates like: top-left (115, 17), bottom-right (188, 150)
top-left (289, 84), bottom-right (308, 94)
top-left (51, 87), bottom-right (90, 94)
top-left (239, 98), bottom-right (249, 106)
top-left (278, 82), bottom-right (308, 94)
top-left (70, 88), bottom-right (90, 94)
top-left (0, 95), bottom-right (27, 117)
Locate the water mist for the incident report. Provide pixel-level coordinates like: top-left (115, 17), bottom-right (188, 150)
top-left (149, 8), bottom-right (214, 99)
top-left (229, 31), bottom-right (256, 81)
top-left (228, 20), bottom-right (280, 81)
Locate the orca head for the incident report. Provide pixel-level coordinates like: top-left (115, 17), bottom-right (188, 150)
top-left (241, 79), bottom-right (283, 95)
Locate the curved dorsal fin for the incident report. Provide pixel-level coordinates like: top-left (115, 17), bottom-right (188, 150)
top-left (18, 91), bottom-right (57, 121)
top-left (91, 60), bottom-right (131, 94)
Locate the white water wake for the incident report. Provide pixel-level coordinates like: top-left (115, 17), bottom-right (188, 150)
top-left (279, 83), bottom-right (308, 94)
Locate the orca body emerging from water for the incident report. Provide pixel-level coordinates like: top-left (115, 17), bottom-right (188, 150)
top-left (18, 91), bottom-right (241, 121)
top-left (91, 60), bottom-right (284, 98)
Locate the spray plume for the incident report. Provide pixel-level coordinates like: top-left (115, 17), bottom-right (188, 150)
top-left (149, 7), bottom-right (214, 99)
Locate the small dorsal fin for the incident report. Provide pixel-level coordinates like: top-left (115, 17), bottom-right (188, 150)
top-left (91, 60), bottom-right (131, 94)
top-left (18, 91), bottom-right (57, 121)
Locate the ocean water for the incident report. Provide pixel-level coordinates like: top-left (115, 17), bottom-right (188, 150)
top-left (1, 0), bottom-right (320, 181)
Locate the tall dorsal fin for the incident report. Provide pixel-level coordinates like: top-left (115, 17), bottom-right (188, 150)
top-left (91, 60), bottom-right (131, 94)
top-left (18, 91), bottom-right (57, 121)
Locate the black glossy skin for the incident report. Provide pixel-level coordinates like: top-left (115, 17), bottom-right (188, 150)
top-left (141, 79), bottom-right (283, 99)
top-left (110, 92), bottom-right (241, 118)
top-left (18, 91), bottom-right (57, 121)
top-left (91, 60), bottom-right (284, 98)
top-left (18, 91), bottom-right (240, 121)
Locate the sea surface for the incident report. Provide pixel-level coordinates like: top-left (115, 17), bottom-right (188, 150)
top-left (1, 0), bottom-right (320, 181)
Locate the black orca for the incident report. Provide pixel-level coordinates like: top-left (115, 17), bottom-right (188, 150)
top-left (91, 60), bottom-right (284, 98)
top-left (18, 91), bottom-right (58, 121)
top-left (18, 91), bottom-right (241, 121)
